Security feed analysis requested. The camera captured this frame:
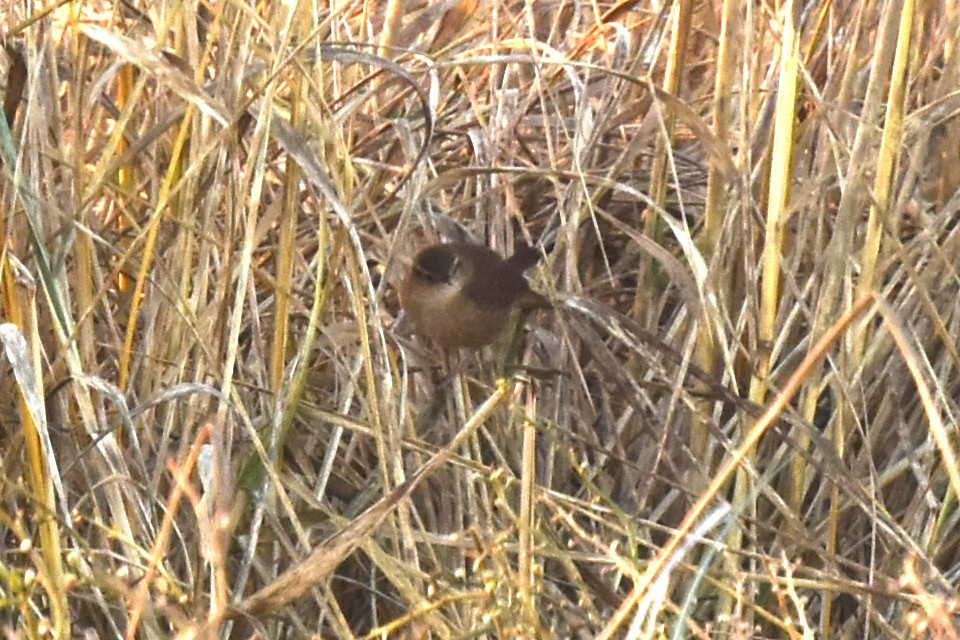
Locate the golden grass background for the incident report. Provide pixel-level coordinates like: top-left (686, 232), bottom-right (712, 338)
top-left (1, 0), bottom-right (960, 638)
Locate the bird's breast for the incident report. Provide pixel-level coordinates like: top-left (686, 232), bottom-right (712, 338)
top-left (401, 283), bottom-right (512, 349)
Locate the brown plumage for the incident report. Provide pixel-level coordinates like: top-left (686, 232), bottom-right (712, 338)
top-left (399, 243), bottom-right (549, 349)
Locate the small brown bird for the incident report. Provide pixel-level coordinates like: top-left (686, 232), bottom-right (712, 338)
top-left (399, 242), bottom-right (550, 349)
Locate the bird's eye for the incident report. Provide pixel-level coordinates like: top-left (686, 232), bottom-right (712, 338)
top-left (421, 268), bottom-right (443, 283)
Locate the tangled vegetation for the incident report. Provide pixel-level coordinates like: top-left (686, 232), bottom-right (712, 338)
top-left (1, 1), bottom-right (959, 638)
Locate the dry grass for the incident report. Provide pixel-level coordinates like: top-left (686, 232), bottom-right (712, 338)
top-left (1, 0), bottom-right (959, 638)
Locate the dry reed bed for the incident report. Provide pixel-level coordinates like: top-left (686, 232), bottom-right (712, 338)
top-left (0, 0), bottom-right (959, 638)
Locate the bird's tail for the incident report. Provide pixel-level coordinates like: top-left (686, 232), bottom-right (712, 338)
top-left (506, 245), bottom-right (543, 272)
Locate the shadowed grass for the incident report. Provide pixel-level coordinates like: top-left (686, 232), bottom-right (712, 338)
top-left (0, 1), bottom-right (958, 638)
